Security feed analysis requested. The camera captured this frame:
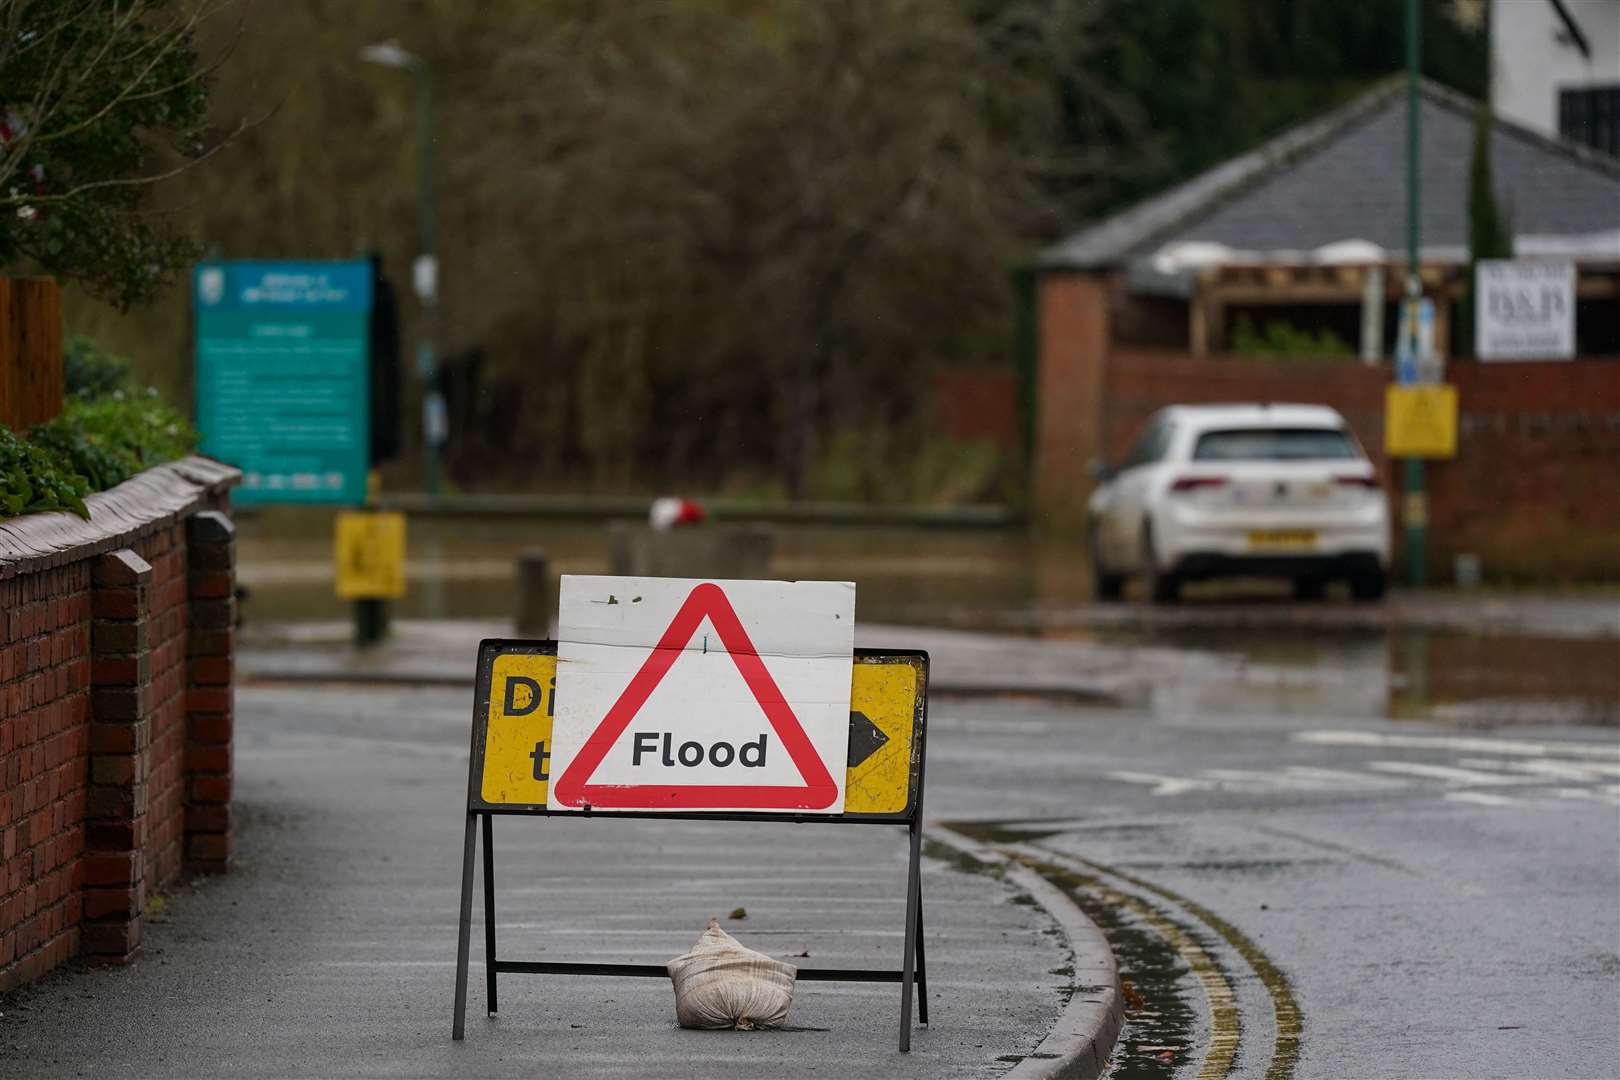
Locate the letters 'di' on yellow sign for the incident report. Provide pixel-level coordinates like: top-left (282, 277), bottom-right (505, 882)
top-left (334, 511), bottom-right (407, 599)
top-left (476, 645), bottom-right (924, 819)
top-left (1385, 384), bottom-right (1459, 460)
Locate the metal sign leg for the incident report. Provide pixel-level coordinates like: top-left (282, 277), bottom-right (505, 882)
top-left (916, 893), bottom-right (929, 1026)
top-left (482, 812), bottom-right (499, 1015)
top-left (452, 812), bottom-right (478, 1040)
top-left (898, 816), bottom-right (922, 1052)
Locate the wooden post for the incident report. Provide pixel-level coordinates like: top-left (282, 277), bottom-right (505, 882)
top-left (1189, 276), bottom-right (1209, 358)
top-left (515, 549), bottom-right (550, 638)
top-left (0, 277), bottom-right (64, 431)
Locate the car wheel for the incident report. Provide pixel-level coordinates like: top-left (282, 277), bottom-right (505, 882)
top-left (1293, 577), bottom-right (1326, 601)
top-left (1350, 567), bottom-right (1387, 602)
top-left (1142, 528), bottom-right (1180, 604)
top-left (1089, 527), bottom-right (1125, 602)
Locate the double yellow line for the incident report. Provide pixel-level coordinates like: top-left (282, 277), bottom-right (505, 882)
top-left (1006, 848), bottom-right (1300, 1080)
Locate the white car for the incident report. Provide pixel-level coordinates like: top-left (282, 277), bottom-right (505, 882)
top-left (1086, 404), bottom-right (1390, 603)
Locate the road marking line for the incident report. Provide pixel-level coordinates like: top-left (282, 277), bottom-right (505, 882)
top-left (1112, 766), bottom-right (1411, 797)
top-left (1456, 758), bottom-right (1620, 782)
top-left (1202, 768), bottom-right (1324, 789)
top-left (1548, 786), bottom-right (1620, 804)
top-left (1444, 791), bottom-right (1521, 807)
top-left (1366, 761), bottom-right (1542, 786)
top-left (1108, 771), bottom-right (1216, 796)
top-left (1280, 766), bottom-right (1410, 788)
top-left (1295, 730), bottom-right (1620, 760)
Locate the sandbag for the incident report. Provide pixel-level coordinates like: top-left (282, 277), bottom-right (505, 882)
top-left (667, 917), bottom-right (797, 1030)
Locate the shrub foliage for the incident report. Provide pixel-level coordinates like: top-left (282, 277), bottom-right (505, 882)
top-left (0, 342), bottom-right (199, 521)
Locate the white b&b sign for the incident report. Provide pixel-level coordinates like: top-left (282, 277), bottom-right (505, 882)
top-left (548, 576), bottom-right (855, 814)
top-left (1476, 259), bottom-right (1575, 361)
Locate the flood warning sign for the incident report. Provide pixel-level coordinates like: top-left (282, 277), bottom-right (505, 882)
top-left (547, 577), bottom-right (856, 813)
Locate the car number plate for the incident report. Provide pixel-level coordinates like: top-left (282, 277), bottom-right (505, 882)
top-left (1248, 529), bottom-right (1318, 549)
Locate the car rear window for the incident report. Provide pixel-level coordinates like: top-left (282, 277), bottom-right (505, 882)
top-left (1192, 427), bottom-right (1360, 462)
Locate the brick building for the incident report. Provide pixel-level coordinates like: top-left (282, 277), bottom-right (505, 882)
top-left (1030, 79), bottom-right (1620, 579)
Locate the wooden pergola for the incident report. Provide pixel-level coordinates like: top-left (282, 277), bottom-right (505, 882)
top-left (1187, 261), bottom-right (1620, 358)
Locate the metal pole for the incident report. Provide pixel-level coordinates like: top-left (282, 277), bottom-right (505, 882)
top-left (915, 889), bottom-right (928, 1026)
top-left (414, 62), bottom-right (443, 497)
top-left (452, 812), bottom-right (477, 1039)
top-left (1403, 0), bottom-right (1426, 587)
top-left (898, 816), bottom-right (922, 1052)
top-left (481, 812), bottom-right (498, 1015)
top-left (353, 472), bottom-right (390, 647)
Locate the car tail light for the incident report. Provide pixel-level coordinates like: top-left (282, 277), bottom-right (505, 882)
top-left (1169, 475), bottom-right (1227, 493)
top-left (1334, 475), bottom-right (1380, 489)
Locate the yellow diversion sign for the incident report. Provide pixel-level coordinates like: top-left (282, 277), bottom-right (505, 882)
top-left (472, 641), bottom-right (926, 820)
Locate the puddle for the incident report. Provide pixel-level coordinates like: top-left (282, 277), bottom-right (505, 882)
top-left (946, 822), bottom-right (1069, 847)
top-left (1079, 893), bottom-right (1202, 1080)
top-left (1097, 623), bottom-right (1618, 728)
top-left (233, 511), bottom-right (1073, 624)
top-left (1388, 630), bottom-right (1620, 727)
top-left (942, 823), bottom-right (1202, 1078)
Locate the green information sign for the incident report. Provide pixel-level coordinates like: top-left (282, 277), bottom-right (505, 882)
top-left (194, 260), bottom-right (371, 505)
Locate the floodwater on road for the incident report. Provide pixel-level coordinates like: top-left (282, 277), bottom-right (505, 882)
top-left (234, 509), bottom-right (1619, 727)
top-left (234, 510), bottom-right (1080, 624)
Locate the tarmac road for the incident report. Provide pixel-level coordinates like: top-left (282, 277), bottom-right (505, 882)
top-left (933, 687), bottom-right (1620, 1079)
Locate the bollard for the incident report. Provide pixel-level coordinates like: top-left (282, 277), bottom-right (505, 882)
top-left (354, 597), bottom-right (388, 648)
top-left (1454, 553), bottom-right (1482, 589)
top-left (515, 548), bottom-right (550, 638)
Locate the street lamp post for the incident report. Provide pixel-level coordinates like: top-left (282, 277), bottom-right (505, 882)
top-left (361, 40), bottom-right (444, 497)
top-left (1402, 0), bottom-right (1426, 587)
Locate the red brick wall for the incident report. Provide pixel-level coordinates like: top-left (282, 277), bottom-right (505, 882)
top-left (1104, 349), bottom-right (1620, 579)
top-left (1034, 274), bottom-right (1112, 529)
top-left (130, 525), bottom-right (188, 891)
top-left (1, 488), bottom-right (236, 991)
top-left (1104, 348), bottom-right (1389, 465)
top-left (0, 565), bottom-right (90, 986)
top-left (1434, 361), bottom-right (1620, 579)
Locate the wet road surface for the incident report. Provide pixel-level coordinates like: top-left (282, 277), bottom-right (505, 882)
top-left (931, 677), bottom-right (1619, 1079)
top-left (4, 613), bottom-right (1616, 1078)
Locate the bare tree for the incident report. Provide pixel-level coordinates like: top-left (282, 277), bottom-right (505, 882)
top-left (0, 0), bottom-right (239, 308)
top-left (445, 0), bottom-right (1107, 492)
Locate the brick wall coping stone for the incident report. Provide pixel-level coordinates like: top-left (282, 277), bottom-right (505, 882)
top-left (0, 456), bottom-right (240, 578)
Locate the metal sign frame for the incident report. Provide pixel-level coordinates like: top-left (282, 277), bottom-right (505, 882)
top-left (452, 639), bottom-right (931, 1051)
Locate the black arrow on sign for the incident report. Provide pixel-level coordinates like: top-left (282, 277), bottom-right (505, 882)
top-left (847, 710), bottom-right (889, 768)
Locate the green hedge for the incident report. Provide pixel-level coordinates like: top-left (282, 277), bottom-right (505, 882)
top-left (0, 339), bottom-right (199, 521)
top-left (0, 426), bottom-right (92, 519)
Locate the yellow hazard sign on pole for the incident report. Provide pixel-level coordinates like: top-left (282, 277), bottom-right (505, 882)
top-left (334, 511), bottom-right (407, 599)
top-left (1385, 384), bottom-right (1458, 459)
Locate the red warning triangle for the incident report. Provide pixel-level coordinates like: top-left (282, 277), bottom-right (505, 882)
top-left (552, 582), bottom-right (840, 811)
